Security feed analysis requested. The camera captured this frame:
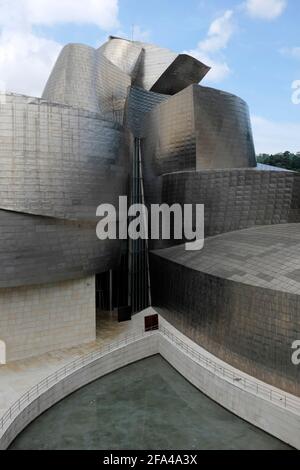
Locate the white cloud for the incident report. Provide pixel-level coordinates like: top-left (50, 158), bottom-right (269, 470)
top-left (0, 29), bottom-right (61, 97)
top-left (0, 0), bottom-right (120, 96)
top-left (132, 25), bottom-right (151, 42)
top-left (0, 0), bottom-right (119, 30)
top-left (115, 25), bottom-right (151, 42)
top-left (280, 46), bottom-right (300, 60)
top-left (251, 115), bottom-right (300, 154)
top-left (198, 10), bottom-right (234, 53)
top-left (245, 0), bottom-right (287, 20)
top-left (186, 49), bottom-right (231, 82)
top-left (185, 10), bottom-right (234, 83)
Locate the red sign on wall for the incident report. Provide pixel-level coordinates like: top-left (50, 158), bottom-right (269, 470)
top-left (144, 314), bottom-right (159, 332)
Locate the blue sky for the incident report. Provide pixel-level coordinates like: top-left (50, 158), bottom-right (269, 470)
top-left (0, 0), bottom-right (299, 153)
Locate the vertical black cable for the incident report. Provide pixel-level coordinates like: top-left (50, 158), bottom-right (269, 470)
top-left (128, 137), bottom-right (151, 314)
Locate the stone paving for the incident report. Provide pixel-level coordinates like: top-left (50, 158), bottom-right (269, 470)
top-left (0, 312), bottom-right (144, 421)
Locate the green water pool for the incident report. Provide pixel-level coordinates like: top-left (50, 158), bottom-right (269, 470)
top-left (9, 355), bottom-right (291, 450)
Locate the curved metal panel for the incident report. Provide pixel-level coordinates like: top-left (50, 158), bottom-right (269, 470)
top-left (99, 37), bottom-right (143, 80)
top-left (150, 224), bottom-right (300, 396)
top-left (0, 94), bottom-right (128, 221)
top-left (0, 210), bottom-right (120, 288)
top-left (125, 86), bottom-right (169, 137)
top-left (151, 54), bottom-right (210, 95)
top-left (146, 167), bottom-right (300, 246)
top-left (42, 44), bottom-right (131, 124)
top-left (193, 86), bottom-right (257, 169)
top-left (142, 84), bottom-right (256, 176)
top-left (101, 37), bottom-right (209, 94)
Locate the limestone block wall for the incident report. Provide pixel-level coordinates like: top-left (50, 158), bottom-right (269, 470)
top-left (0, 276), bottom-right (96, 363)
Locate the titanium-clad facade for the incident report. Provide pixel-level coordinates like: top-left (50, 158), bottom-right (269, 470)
top-left (102, 37), bottom-right (210, 93)
top-left (150, 224), bottom-right (300, 396)
top-left (193, 86), bottom-right (256, 169)
top-left (99, 37), bottom-right (144, 81)
top-left (0, 94), bottom-right (128, 222)
top-left (125, 86), bottom-right (169, 137)
top-left (150, 55), bottom-right (210, 95)
top-left (158, 166), bottom-right (300, 238)
top-left (0, 92), bottom-right (128, 290)
top-left (42, 43), bottom-right (131, 124)
top-left (43, 38), bottom-right (210, 125)
top-left (141, 84), bottom-right (256, 176)
top-left (0, 210), bottom-right (120, 288)
top-left (1, 32), bottom-right (300, 395)
top-left (1, 36), bottom-right (209, 293)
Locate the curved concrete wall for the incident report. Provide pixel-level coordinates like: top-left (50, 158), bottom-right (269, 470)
top-left (157, 319), bottom-right (300, 450)
top-left (1, 319), bottom-right (299, 450)
top-left (0, 335), bottom-right (158, 450)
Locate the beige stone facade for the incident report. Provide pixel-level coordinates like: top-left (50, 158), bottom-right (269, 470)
top-left (0, 276), bottom-right (96, 363)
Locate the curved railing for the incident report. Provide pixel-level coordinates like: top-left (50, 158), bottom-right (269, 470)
top-left (0, 328), bottom-right (157, 432)
top-left (159, 325), bottom-right (300, 415)
top-left (1, 322), bottom-right (300, 434)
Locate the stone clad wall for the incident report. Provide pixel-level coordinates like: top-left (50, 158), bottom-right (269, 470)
top-left (0, 276), bottom-right (96, 362)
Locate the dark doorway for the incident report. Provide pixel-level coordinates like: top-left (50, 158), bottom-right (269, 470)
top-left (96, 271), bottom-right (111, 312)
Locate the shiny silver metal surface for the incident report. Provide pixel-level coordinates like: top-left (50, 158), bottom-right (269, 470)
top-left (132, 41), bottom-right (209, 93)
top-left (1, 34), bottom-right (300, 396)
top-left (99, 37), bottom-right (143, 81)
top-left (141, 84), bottom-right (256, 176)
top-left (125, 86), bottom-right (169, 137)
top-left (153, 166), bottom-right (300, 240)
top-left (42, 43), bottom-right (131, 124)
top-left (0, 210), bottom-right (120, 288)
top-left (101, 36), bottom-right (210, 94)
top-left (150, 54), bottom-right (210, 95)
top-left (0, 94), bottom-right (128, 222)
top-left (151, 224), bottom-right (300, 396)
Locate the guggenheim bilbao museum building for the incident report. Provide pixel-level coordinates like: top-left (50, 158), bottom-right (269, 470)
top-left (0, 36), bottom-right (300, 406)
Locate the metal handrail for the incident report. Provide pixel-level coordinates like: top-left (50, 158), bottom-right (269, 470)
top-left (0, 328), bottom-right (157, 432)
top-left (159, 325), bottom-right (300, 414)
top-left (1, 323), bottom-right (300, 433)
